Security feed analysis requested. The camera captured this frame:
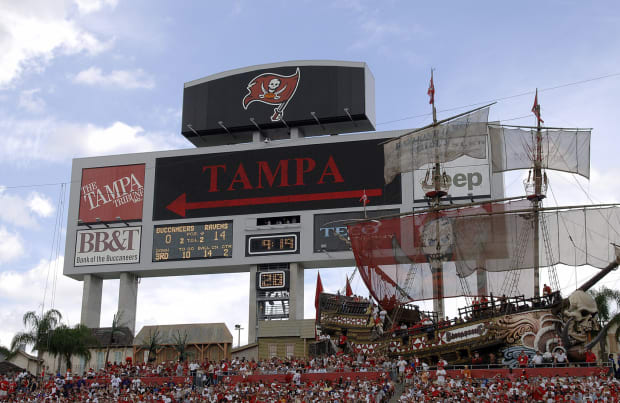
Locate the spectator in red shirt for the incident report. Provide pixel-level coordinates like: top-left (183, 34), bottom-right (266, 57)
top-left (543, 283), bottom-right (553, 304)
top-left (517, 351), bottom-right (529, 368)
top-left (471, 351), bottom-right (483, 366)
top-left (585, 349), bottom-right (597, 366)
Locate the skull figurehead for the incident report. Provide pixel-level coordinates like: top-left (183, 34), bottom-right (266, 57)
top-left (562, 290), bottom-right (600, 343)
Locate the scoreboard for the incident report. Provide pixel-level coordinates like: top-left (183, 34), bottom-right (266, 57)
top-left (152, 220), bottom-right (233, 262)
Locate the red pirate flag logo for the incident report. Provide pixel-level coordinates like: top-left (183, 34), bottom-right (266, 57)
top-left (242, 68), bottom-right (300, 122)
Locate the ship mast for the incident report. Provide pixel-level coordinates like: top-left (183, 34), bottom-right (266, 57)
top-left (531, 89), bottom-right (544, 297)
top-left (428, 69), bottom-right (445, 319)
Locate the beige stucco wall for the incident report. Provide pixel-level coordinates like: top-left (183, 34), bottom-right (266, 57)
top-left (8, 352), bottom-right (39, 374)
top-left (41, 346), bottom-right (134, 375)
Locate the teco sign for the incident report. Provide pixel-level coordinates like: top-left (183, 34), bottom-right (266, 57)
top-left (153, 139), bottom-right (401, 220)
top-left (313, 209), bottom-right (400, 252)
top-left (74, 227), bottom-right (141, 266)
top-left (79, 164), bottom-right (145, 223)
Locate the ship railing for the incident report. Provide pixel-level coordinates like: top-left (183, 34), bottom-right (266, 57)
top-left (319, 294), bottom-right (372, 316)
top-left (415, 361), bottom-right (611, 371)
top-left (211, 366), bottom-right (391, 376)
top-left (456, 291), bottom-right (562, 321)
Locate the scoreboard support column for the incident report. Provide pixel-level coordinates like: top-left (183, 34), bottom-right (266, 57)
top-left (118, 272), bottom-right (139, 335)
top-left (289, 263), bottom-right (304, 320)
top-left (248, 265), bottom-right (258, 343)
top-left (80, 274), bottom-right (103, 328)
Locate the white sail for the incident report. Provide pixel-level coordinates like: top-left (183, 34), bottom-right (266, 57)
top-left (384, 107), bottom-right (489, 184)
top-left (489, 126), bottom-right (591, 178)
top-left (348, 202), bottom-right (620, 301)
top-left (453, 204), bottom-right (620, 273)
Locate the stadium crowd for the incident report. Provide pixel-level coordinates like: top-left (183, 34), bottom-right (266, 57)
top-left (0, 353), bottom-right (614, 402)
top-left (398, 372), bottom-right (619, 402)
top-left (1, 355), bottom-right (397, 402)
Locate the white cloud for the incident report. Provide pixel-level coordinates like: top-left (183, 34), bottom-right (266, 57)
top-left (0, 257), bottom-right (253, 347)
top-left (0, 257), bottom-right (82, 348)
top-left (28, 192), bottom-right (55, 218)
top-left (0, 0), bottom-right (111, 87)
top-left (0, 189), bottom-right (41, 228)
top-left (0, 257), bottom-right (358, 349)
top-left (74, 67), bottom-right (155, 89)
top-left (0, 227), bottom-right (24, 264)
top-left (74, 0), bottom-right (119, 14)
top-left (18, 89), bottom-right (46, 113)
top-left (0, 117), bottom-right (190, 164)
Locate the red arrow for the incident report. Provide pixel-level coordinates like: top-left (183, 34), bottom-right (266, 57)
top-left (165, 189), bottom-right (383, 217)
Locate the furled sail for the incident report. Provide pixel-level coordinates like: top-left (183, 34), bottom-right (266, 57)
top-left (489, 125), bottom-right (591, 178)
top-left (383, 107), bottom-right (490, 184)
top-left (348, 201), bottom-right (620, 306)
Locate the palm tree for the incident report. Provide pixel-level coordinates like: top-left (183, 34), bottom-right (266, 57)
top-left (105, 311), bottom-right (126, 368)
top-left (588, 286), bottom-right (620, 354)
top-left (172, 330), bottom-right (189, 362)
top-left (49, 324), bottom-right (98, 372)
top-left (140, 327), bottom-right (161, 363)
top-left (11, 309), bottom-right (62, 377)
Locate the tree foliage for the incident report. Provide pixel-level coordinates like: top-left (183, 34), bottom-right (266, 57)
top-left (49, 324), bottom-right (98, 371)
top-left (589, 286), bottom-right (620, 323)
top-left (0, 343), bottom-right (18, 361)
top-left (140, 327), bottom-right (161, 363)
top-left (172, 330), bottom-right (190, 362)
top-left (589, 286), bottom-right (620, 354)
top-left (105, 311), bottom-right (126, 367)
top-left (10, 309), bottom-right (62, 376)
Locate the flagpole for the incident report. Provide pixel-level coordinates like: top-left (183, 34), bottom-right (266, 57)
top-left (430, 68), bottom-right (437, 125)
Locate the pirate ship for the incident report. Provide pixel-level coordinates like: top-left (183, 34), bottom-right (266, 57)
top-left (314, 76), bottom-right (620, 366)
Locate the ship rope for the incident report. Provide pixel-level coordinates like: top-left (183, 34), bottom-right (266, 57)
top-left (541, 211), bottom-right (561, 292)
top-left (500, 217), bottom-right (533, 297)
top-left (458, 272), bottom-right (473, 306)
top-left (390, 263), bottom-right (419, 325)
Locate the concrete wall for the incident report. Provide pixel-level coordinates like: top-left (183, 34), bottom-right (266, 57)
top-left (231, 344), bottom-right (259, 362)
top-left (9, 352), bottom-right (39, 375)
top-left (41, 346), bottom-right (134, 375)
top-left (258, 337), bottom-right (310, 359)
top-left (258, 319), bottom-right (315, 339)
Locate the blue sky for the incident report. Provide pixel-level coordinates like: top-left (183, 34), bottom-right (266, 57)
top-left (1, 0), bottom-right (620, 347)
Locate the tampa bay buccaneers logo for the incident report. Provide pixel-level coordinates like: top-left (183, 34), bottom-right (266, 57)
top-left (242, 68), bottom-right (300, 122)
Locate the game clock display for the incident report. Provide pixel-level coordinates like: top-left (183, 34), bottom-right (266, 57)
top-left (257, 271), bottom-right (287, 290)
top-left (246, 233), bottom-right (299, 256)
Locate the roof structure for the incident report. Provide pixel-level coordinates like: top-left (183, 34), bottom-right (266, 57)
top-left (0, 360), bottom-right (24, 375)
top-left (134, 323), bottom-right (232, 346)
top-left (90, 327), bottom-right (134, 347)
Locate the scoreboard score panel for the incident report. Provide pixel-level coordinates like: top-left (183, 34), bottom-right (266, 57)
top-left (152, 220), bottom-right (233, 262)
